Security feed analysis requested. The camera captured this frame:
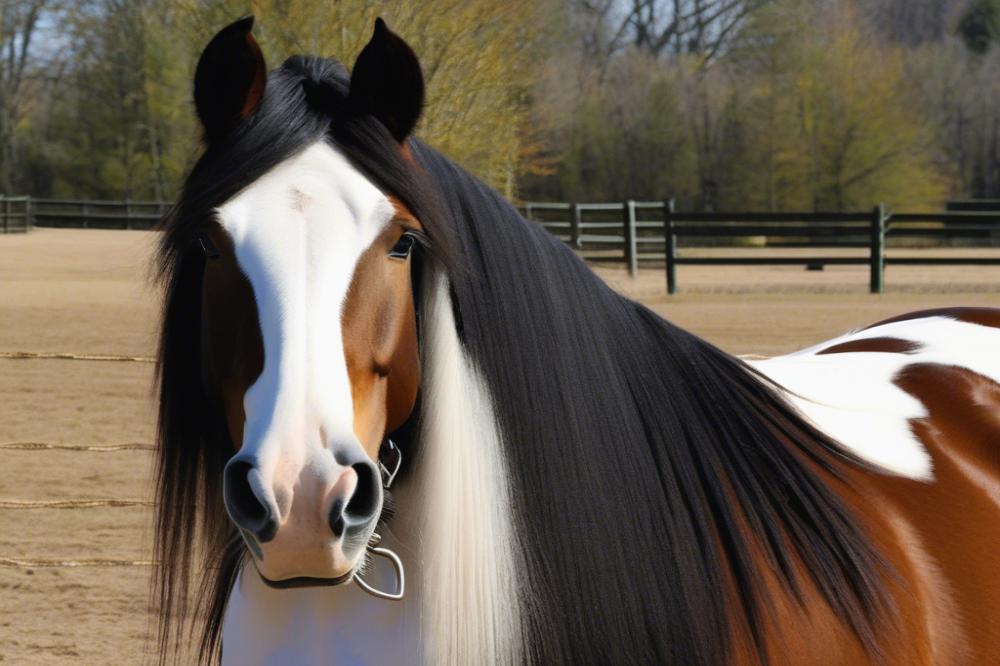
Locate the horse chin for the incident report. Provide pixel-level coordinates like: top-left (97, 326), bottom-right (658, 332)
top-left (251, 541), bottom-right (364, 589)
top-left (255, 566), bottom-right (358, 590)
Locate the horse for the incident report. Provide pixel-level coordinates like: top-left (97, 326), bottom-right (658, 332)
top-left (152, 16), bottom-right (1000, 666)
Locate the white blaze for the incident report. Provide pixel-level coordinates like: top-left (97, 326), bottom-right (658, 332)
top-left (215, 141), bottom-right (394, 482)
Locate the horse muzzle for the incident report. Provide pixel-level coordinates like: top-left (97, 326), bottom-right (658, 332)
top-left (223, 450), bottom-right (383, 583)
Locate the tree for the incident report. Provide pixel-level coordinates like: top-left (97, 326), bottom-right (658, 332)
top-left (0, 0), bottom-right (56, 193)
top-left (865, 0), bottom-right (968, 47)
top-left (171, 0), bottom-right (556, 198)
top-left (573, 0), bottom-right (772, 65)
top-left (11, 1), bottom-right (556, 200)
top-left (728, 3), bottom-right (946, 210)
top-left (521, 47), bottom-right (698, 202)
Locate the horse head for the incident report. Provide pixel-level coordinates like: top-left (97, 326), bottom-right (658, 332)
top-left (192, 16), bottom-right (425, 590)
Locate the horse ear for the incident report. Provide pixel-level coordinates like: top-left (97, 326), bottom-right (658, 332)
top-left (194, 16), bottom-right (267, 143)
top-left (349, 18), bottom-right (424, 143)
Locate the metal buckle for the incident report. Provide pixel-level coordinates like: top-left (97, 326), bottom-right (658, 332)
top-left (378, 438), bottom-right (402, 489)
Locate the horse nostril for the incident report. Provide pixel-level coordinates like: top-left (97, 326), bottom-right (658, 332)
top-left (223, 459), bottom-right (278, 543)
top-left (344, 461), bottom-right (380, 523)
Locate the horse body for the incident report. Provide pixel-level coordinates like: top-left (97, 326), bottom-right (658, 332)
top-left (749, 310), bottom-right (1000, 663)
top-left (154, 17), bottom-right (1000, 666)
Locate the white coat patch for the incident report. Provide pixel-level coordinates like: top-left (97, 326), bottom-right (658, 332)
top-left (215, 141), bottom-right (394, 481)
top-left (751, 315), bottom-right (1000, 481)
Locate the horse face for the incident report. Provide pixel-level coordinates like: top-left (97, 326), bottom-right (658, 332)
top-left (193, 18), bottom-right (425, 585)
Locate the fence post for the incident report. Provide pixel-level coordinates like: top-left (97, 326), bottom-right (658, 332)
top-left (81, 201), bottom-right (89, 229)
top-left (664, 198), bottom-right (677, 294)
top-left (124, 199), bottom-right (131, 230)
top-left (869, 202), bottom-right (885, 294)
top-left (24, 196), bottom-right (32, 231)
top-left (570, 202), bottom-right (582, 249)
top-left (1, 194), bottom-right (6, 233)
top-left (623, 199), bottom-right (637, 277)
top-left (525, 202), bottom-right (533, 221)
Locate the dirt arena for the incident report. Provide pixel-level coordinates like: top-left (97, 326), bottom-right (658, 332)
top-left (2, 228), bottom-right (999, 663)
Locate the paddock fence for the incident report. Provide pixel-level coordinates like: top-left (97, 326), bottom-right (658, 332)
top-left (0, 195), bottom-right (31, 233)
top-left (520, 200), bottom-right (1000, 293)
top-left (0, 349), bottom-right (157, 571)
top-left (0, 195), bottom-right (169, 232)
top-left (4, 195), bottom-right (1000, 293)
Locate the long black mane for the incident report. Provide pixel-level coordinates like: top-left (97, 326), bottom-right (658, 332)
top-left (156, 55), bottom-right (891, 664)
top-left (420, 146), bottom-right (893, 663)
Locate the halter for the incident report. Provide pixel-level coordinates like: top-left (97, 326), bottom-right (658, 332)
top-left (352, 438), bottom-right (406, 600)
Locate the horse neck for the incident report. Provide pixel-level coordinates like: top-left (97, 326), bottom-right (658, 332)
top-left (223, 530), bottom-right (421, 663)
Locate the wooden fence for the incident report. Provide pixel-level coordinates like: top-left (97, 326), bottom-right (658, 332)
top-left (0, 195), bottom-right (31, 233)
top-left (521, 200), bottom-right (1000, 294)
top-left (0, 196), bottom-right (168, 232)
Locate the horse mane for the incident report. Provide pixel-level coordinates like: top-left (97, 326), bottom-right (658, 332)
top-left (413, 145), bottom-right (893, 663)
top-left (155, 54), bottom-right (892, 665)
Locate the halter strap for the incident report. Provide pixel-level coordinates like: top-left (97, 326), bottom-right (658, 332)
top-left (378, 438), bottom-right (402, 489)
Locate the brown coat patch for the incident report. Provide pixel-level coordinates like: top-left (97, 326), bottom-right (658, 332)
top-left (340, 218), bottom-right (421, 461)
top-left (851, 363), bottom-right (1000, 663)
top-left (866, 307), bottom-right (1000, 330)
top-left (200, 225), bottom-right (263, 448)
top-left (816, 337), bottom-right (922, 355)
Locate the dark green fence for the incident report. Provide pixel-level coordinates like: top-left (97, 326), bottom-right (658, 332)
top-left (521, 200), bottom-right (1000, 294)
top-left (0, 195), bottom-right (32, 233)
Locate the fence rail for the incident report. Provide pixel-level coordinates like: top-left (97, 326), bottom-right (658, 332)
top-left (0, 195), bottom-right (31, 233)
top-left (0, 195), bottom-right (169, 232)
top-left (521, 200), bottom-right (1000, 293)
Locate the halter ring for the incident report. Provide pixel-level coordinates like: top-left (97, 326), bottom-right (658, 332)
top-left (354, 537), bottom-right (406, 601)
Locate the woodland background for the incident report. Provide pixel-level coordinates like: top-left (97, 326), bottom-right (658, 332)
top-left (4, 0), bottom-right (1000, 211)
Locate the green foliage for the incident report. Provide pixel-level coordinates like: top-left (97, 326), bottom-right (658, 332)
top-left (2, 0), bottom-right (993, 209)
top-left (526, 1), bottom-right (948, 211)
top-left (531, 53), bottom-right (697, 202)
top-left (958, 0), bottom-right (1000, 54)
top-left (11, 0), bottom-right (554, 200)
top-left (730, 3), bottom-right (945, 211)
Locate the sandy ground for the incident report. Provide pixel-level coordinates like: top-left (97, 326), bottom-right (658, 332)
top-left (1, 228), bottom-right (998, 664)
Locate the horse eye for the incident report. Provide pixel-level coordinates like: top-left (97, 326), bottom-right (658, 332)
top-left (388, 233), bottom-right (416, 260)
